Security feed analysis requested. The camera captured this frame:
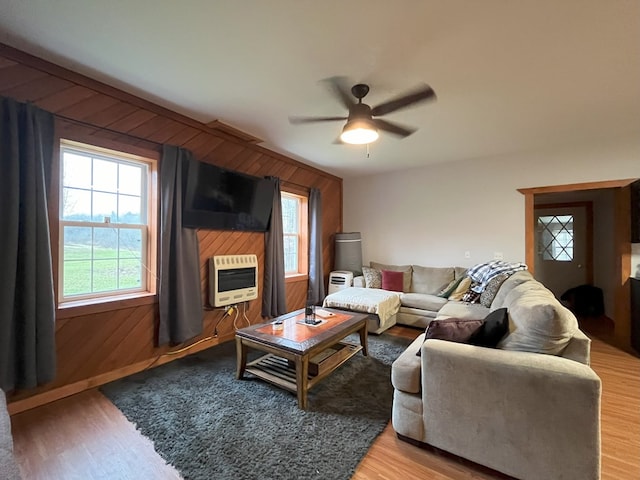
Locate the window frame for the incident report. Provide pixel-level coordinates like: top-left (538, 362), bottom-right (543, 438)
top-left (281, 190), bottom-right (309, 279)
top-left (57, 139), bottom-right (158, 307)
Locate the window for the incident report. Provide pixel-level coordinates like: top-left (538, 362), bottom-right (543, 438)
top-left (59, 140), bottom-right (156, 303)
top-left (538, 215), bottom-right (574, 261)
top-left (281, 191), bottom-right (308, 276)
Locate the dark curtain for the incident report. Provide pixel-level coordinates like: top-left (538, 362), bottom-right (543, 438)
top-left (158, 145), bottom-right (203, 345)
top-left (308, 188), bottom-right (325, 305)
top-left (0, 97), bottom-right (56, 391)
top-left (262, 177), bottom-right (286, 318)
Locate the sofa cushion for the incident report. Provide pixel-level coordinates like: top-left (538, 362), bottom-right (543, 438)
top-left (361, 266), bottom-right (381, 289)
top-left (382, 270), bottom-right (404, 292)
top-left (411, 266), bottom-right (455, 295)
top-left (417, 318), bottom-right (484, 355)
top-left (437, 300), bottom-right (490, 320)
top-left (447, 277), bottom-right (471, 301)
top-left (468, 308), bottom-right (509, 347)
top-left (370, 261), bottom-right (412, 292)
top-left (498, 289), bottom-right (579, 355)
top-left (480, 273), bottom-right (510, 308)
top-left (0, 390), bottom-right (21, 480)
top-left (391, 333), bottom-right (425, 394)
top-left (437, 276), bottom-right (465, 298)
top-left (490, 270), bottom-right (534, 309)
top-left (400, 292), bottom-right (448, 311)
top-left (454, 266), bottom-right (468, 279)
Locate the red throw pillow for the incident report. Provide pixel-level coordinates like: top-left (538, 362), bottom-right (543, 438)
top-left (381, 270), bottom-right (404, 292)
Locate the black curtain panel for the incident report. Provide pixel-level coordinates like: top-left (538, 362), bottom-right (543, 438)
top-left (308, 188), bottom-right (325, 305)
top-left (158, 145), bottom-right (203, 345)
top-left (262, 177), bottom-right (287, 318)
top-left (0, 97), bottom-right (56, 392)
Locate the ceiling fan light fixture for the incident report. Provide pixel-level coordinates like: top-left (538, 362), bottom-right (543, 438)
top-left (340, 119), bottom-right (379, 144)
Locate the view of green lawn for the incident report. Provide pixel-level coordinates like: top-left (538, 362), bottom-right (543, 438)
top-left (63, 244), bottom-right (142, 296)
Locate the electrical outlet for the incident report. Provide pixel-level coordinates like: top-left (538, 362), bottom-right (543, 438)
top-left (493, 252), bottom-right (504, 260)
top-left (464, 251), bottom-right (471, 258)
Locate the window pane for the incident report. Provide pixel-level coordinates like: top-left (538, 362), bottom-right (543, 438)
top-left (119, 164), bottom-right (142, 195)
top-left (538, 215), bottom-right (574, 261)
top-left (60, 142), bottom-right (152, 301)
top-left (118, 194), bottom-right (142, 224)
top-left (283, 234), bottom-right (298, 272)
top-left (281, 197), bottom-right (298, 234)
top-left (92, 191), bottom-right (117, 222)
top-left (63, 152), bottom-right (92, 188)
top-left (63, 258), bottom-right (91, 297)
top-left (62, 188), bottom-right (91, 220)
top-left (93, 158), bottom-right (118, 192)
top-left (93, 259), bottom-right (118, 292)
top-left (119, 258), bottom-right (142, 289)
top-left (94, 228), bottom-right (118, 259)
top-left (64, 226), bottom-right (92, 259)
top-left (119, 229), bottom-right (142, 259)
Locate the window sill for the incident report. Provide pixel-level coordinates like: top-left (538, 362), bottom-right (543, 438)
top-left (285, 274), bottom-right (308, 284)
top-left (57, 292), bottom-right (157, 319)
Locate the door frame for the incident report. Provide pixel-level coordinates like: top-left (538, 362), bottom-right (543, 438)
top-left (519, 178), bottom-right (637, 349)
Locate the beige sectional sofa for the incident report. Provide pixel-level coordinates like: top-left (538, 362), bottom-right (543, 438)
top-left (1, 390), bottom-right (21, 479)
top-left (353, 261), bottom-right (471, 328)
top-left (391, 270), bottom-right (602, 480)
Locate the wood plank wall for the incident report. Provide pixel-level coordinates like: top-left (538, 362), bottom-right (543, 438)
top-left (0, 44), bottom-right (343, 410)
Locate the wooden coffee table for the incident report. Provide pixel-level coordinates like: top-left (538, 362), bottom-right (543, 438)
top-left (235, 308), bottom-right (369, 409)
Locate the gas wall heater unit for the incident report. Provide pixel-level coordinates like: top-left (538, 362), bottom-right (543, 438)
top-left (328, 270), bottom-right (354, 295)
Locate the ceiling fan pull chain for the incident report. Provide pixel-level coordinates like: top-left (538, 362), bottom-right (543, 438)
top-left (366, 143), bottom-right (370, 158)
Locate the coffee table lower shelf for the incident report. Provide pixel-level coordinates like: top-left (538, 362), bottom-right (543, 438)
top-left (245, 341), bottom-right (362, 395)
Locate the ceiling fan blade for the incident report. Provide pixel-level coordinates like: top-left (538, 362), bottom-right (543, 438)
top-left (323, 76), bottom-right (356, 110)
top-left (370, 84), bottom-right (436, 117)
top-left (372, 119), bottom-right (417, 138)
top-left (289, 115), bottom-right (347, 124)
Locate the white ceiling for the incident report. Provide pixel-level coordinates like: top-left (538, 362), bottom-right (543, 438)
top-left (1, 0), bottom-right (639, 178)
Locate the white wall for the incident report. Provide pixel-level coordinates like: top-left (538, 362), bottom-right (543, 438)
top-left (344, 135), bottom-right (640, 269)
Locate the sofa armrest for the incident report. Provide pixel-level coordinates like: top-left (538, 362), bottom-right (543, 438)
top-left (420, 340), bottom-right (601, 480)
top-left (353, 275), bottom-right (365, 288)
top-left (0, 390), bottom-right (22, 479)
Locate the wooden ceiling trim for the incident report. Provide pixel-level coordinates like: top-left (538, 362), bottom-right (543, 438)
top-left (0, 63), bottom-right (48, 91)
top-left (33, 85), bottom-right (98, 113)
top-left (181, 131), bottom-right (219, 157)
top-left (204, 141), bottom-right (245, 164)
top-left (126, 115), bottom-right (178, 139)
top-left (192, 136), bottom-right (226, 160)
top-left (140, 120), bottom-right (189, 145)
top-left (82, 101), bottom-right (139, 127)
top-left (106, 109), bottom-right (157, 133)
top-left (0, 43), bottom-right (263, 149)
top-left (57, 93), bottom-right (121, 120)
top-left (0, 75), bottom-right (73, 103)
top-left (0, 57), bottom-right (17, 69)
top-left (164, 125), bottom-right (201, 146)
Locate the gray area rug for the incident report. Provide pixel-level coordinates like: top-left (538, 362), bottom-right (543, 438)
top-left (101, 333), bottom-right (411, 480)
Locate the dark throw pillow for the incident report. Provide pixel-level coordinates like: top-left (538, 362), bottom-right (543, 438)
top-left (381, 270), bottom-right (404, 292)
top-left (416, 318), bottom-right (484, 356)
top-left (468, 308), bottom-right (509, 348)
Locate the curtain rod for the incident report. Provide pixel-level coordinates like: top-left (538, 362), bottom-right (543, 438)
top-left (55, 113), bottom-right (163, 148)
top-left (56, 114), bottom-right (314, 192)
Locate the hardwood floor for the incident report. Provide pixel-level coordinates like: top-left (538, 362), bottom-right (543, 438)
top-left (10, 326), bottom-right (640, 479)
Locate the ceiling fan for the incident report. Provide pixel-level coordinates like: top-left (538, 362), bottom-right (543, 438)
top-left (289, 77), bottom-right (436, 144)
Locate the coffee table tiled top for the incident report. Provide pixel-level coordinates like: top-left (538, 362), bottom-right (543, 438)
top-left (235, 308), bottom-right (369, 409)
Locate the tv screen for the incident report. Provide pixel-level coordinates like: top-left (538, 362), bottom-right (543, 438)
top-left (183, 160), bottom-right (274, 231)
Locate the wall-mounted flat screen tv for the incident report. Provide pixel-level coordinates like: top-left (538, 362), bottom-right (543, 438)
top-left (183, 160), bottom-right (274, 232)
